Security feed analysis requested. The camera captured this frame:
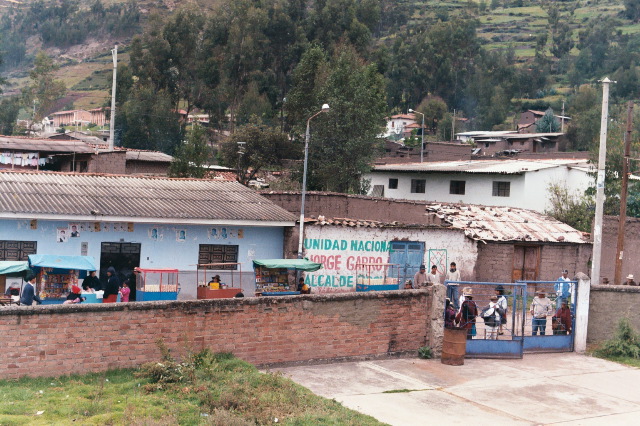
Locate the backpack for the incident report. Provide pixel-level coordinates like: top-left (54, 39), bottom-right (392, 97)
top-left (482, 306), bottom-right (498, 327)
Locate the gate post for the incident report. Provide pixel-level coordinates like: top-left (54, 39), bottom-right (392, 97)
top-left (428, 284), bottom-right (447, 357)
top-left (574, 272), bottom-right (591, 353)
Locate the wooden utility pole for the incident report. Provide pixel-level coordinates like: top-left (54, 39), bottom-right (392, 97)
top-left (614, 101), bottom-right (634, 286)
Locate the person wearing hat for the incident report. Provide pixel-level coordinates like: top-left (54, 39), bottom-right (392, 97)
top-left (495, 285), bottom-right (508, 335)
top-left (623, 274), bottom-right (637, 286)
top-left (446, 262), bottom-right (461, 310)
top-left (19, 270), bottom-right (42, 306)
top-left (103, 266), bottom-right (121, 303)
top-left (481, 295), bottom-right (505, 340)
top-left (555, 269), bottom-right (571, 307)
top-left (553, 299), bottom-right (573, 335)
top-left (413, 265), bottom-right (428, 288)
top-left (530, 289), bottom-right (553, 335)
top-left (63, 285), bottom-right (85, 304)
top-left (455, 287), bottom-right (478, 340)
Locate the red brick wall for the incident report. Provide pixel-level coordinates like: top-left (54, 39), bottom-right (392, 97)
top-left (0, 291), bottom-right (431, 379)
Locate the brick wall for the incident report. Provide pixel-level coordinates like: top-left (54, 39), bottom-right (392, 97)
top-left (600, 216), bottom-right (640, 285)
top-left (125, 161), bottom-right (170, 176)
top-left (475, 243), bottom-right (514, 282)
top-left (0, 290), bottom-right (432, 379)
top-left (90, 152), bottom-right (126, 174)
top-left (588, 285), bottom-right (640, 343)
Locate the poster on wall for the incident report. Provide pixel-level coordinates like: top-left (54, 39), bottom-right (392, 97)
top-left (149, 227), bottom-right (163, 241)
top-left (69, 223), bottom-right (80, 238)
top-left (56, 228), bottom-right (68, 243)
top-left (176, 229), bottom-right (187, 242)
top-left (208, 227), bottom-right (238, 239)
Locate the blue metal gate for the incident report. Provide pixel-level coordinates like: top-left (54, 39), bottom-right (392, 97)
top-left (517, 280), bottom-right (577, 353)
top-left (389, 241), bottom-right (425, 285)
top-left (446, 281), bottom-right (526, 359)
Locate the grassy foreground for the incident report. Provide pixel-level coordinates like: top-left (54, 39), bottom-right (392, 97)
top-left (0, 348), bottom-right (384, 425)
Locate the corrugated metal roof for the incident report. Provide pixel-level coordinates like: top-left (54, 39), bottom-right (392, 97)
top-left (0, 171), bottom-right (296, 224)
top-left (425, 203), bottom-right (589, 244)
top-left (372, 159), bottom-right (590, 174)
top-left (0, 137), bottom-right (95, 153)
top-left (125, 151), bottom-right (173, 162)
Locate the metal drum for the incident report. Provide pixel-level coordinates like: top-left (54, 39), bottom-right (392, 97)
top-left (441, 327), bottom-right (468, 366)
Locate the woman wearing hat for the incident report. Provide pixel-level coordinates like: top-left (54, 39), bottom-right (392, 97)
top-left (495, 285), bottom-right (508, 335)
top-left (455, 287), bottom-right (478, 340)
top-left (530, 289), bottom-right (553, 335)
top-left (63, 285), bottom-right (85, 304)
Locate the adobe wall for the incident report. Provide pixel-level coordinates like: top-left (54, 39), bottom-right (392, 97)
top-left (90, 151), bottom-right (126, 174)
top-left (125, 161), bottom-right (170, 176)
top-left (600, 216), bottom-right (640, 285)
top-left (588, 285), bottom-right (640, 343)
top-left (0, 290), bottom-right (434, 380)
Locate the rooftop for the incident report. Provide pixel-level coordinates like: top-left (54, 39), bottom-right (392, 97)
top-left (0, 136), bottom-right (95, 154)
top-left (0, 171), bottom-right (296, 225)
top-left (371, 159), bottom-right (590, 174)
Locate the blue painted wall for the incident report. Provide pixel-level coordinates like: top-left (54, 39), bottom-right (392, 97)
top-left (0, 219), bottom-right (286, 298)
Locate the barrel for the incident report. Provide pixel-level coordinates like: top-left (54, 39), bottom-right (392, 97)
top-left (441, 327), bottom-right (468, 366)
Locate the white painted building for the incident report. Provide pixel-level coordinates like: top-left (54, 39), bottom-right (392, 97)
top-left (364, 159), bottom-right (593, 213)
top-left (384, 113), bottom-right (417, 139)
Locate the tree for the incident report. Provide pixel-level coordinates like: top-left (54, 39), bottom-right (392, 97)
top-left (545, 182), bottom-right (594, 233)
top-left (286, 43), bottom-right (387, 193)
top-left (168, 124), bottom-right (211, 178)
top-left (219, 120), bottom-right (294, 185)
top-left (0, 97), bottom-right (20, 135)
top-left (566, 85), bottom-right (600, 151)
top-left (536, 108), bottom-right (560, 133)
top-left (624, 0), bottom-right (640, 22)
top-left (21, 51), bottom-right (66, 120)
top-left (417, 95), bottom-right (447, 134)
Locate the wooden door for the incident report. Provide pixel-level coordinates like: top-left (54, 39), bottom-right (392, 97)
top-left (512, 246), bottom-right (540, 282)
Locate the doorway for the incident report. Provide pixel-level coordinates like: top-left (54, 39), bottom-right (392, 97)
top-left (388, 241), bottom-right (425, 285)
top-left (512, 245), bottom-right (540, 283)
top-left (100, 242), bottom-right (141, 301)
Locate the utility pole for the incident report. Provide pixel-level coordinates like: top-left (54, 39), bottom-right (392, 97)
top-left (591, 77), bottom-right (614, 286)
top-left (614, 101), bottom-right (634, 286)
top-left (109, 45), bottom-right (118, 152)
top-left (561, 101), bottom-right (565, 133)
top-left (451, 109), bottom-right (456, 141)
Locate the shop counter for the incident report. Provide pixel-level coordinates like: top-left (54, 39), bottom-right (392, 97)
top-left (197, 287), bottom-right (242, 299)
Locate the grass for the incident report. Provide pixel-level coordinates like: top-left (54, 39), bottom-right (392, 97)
top-left (0, 349), bottom-right (384, 425)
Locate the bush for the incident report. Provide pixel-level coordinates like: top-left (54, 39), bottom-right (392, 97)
top-left (418, 346), bottom-right (433, 359)
top-left (594, 318), bottom-right (640, 359)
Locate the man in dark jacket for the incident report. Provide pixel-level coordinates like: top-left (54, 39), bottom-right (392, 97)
top-left (103, 266), bottom-right (120, 303)
top-left (20, 270), bottom-right (42, 306)
top-left (82, 270), bottom-right (101, 291)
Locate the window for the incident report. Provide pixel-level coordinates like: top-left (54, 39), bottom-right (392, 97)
top-left (0, 240), bottom-right (37, 261)
top-left (492, 181), bottom-right (511, 197)
top-left (389, 178), bottom-right (398, 189)
top-left (410, 179), bottom-right (426, 193)
top-left (71, 161), bottom-right (88, 173)
top-left (199, 244), bottom-right (239, 269)
top-left (450, 180), bottom-right (466, 195)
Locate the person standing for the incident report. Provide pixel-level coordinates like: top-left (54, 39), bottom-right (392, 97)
top-left (124, 267), bottom-right (140, 301)
top-left (119, 282), bottom-right (131, 303)
top-left (530, 289), bottom-right (553, 336)
top-left (555, 269), bottom-right (571, 307)
top-left (495, 285), bottom-right (508, 336)
top-left (455, 288), bottom-right (478, 340)
top-left (481, 295), bottom-right (504, 340)
top-left (425, 265), bottom-right (442, 286)
top-left (19, 270), bottom-right (42, 306)
top-left (413, 265), bottom-right (428, 288)
top-left (553, 300), bottom-right (573, 335)
top-left (103, 266), bottom-right (120, 303)
top-left (446, 262), bottom-right (461, 310)
top-left (444, 298), bottom-right (456, 328)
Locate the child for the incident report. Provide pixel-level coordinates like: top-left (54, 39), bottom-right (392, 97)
top-left (119, 282), bottom-right (130, 303)
top-left (63, 285), bottom-right (85, 304)
top-left (444, 298), bottom-right (456, 328)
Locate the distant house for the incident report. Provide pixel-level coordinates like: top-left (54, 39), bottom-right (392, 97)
top-left (364, 158), bottom-right (592, 213)
top-left (518, 110), bottom-right (570, 133)
top-left (55, 147), bottom-right (174, 176)
top-left (0, 136), bottom-right (95, 171)
top-left (50, 110), bottom-right (91, 128)
top-left (378, 140), bottom-right (471, 164)
top-left (89, 107), bottom-right (110, 127)
top-left (460, 131), bottom-right (565, 156)
top-left (384, 113), bottom-right (417, 139)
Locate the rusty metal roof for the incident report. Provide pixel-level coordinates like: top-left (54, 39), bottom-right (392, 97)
top-left (0, 171), bottom-right (296, 225)
top-left (425, 203), bottom-right (589, 244)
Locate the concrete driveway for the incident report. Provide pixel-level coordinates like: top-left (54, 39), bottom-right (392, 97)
top-left (271, 353), bottom-right (640, 425)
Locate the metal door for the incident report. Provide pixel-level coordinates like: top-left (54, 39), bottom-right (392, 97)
top-left (389, 241), bottom-right (425, 285)
top-left (518, 280), bottom-right (577, 353)
top-left (451, 281), bottom-right (526, 359)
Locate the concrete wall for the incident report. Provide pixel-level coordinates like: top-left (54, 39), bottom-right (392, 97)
top-left (0, 219), bottom-right (285, 298)
top-left (0, 289), bottom-right (433, 379)
top-left (588, 285), bottom-right (640, 343)
top-left (600, 216), bottom-right (640, 285)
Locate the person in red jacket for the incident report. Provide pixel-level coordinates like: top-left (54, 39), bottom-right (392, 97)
top-left (553, 300), bottom-right (573, 335)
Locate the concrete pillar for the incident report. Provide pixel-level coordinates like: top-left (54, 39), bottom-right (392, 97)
top-left (574, 272), bottom-right (591, 353)
top-left (428, 284), bottom-right (446, 357)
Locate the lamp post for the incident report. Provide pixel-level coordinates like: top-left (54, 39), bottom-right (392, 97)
top-left (298, 104), bottom-right (330, 259)
top-left (408, 108), bottom-right (424, 162)
top-left (236, 141), bottom-right (246, 183)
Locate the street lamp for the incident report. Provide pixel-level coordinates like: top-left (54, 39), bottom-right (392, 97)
top-left (408, 108), bottom-right (424, 163)
top-left (236, 141), bottom-right (246, 183)
top-left (298, 103), bottom-right (330, 259)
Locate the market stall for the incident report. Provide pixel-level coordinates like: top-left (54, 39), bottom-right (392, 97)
top-left (0, 261), bottom-right (29, 305)
top-left (28, 254), bottom-right (97, 304)
top-left (136, 268), bottom-right (180, 301)
top-left (253, 259), bottom-right (322, 296)
top-left (196, 263), bottom-right (243, 299)
top-left (355, 263), bottom-right (401, 292)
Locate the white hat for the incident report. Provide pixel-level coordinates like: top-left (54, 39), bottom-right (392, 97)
top-left (627, 274), bottom-right (634, 280)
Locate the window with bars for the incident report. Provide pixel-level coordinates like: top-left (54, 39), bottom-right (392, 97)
top-left (410, 179), bottom-right (426, 193)
top-left (450, 180), bottom-right (466, 195)
top-left (198, 244), bottom-right (239, 269)
top-left (492, 181), bottom-right (511, 197)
